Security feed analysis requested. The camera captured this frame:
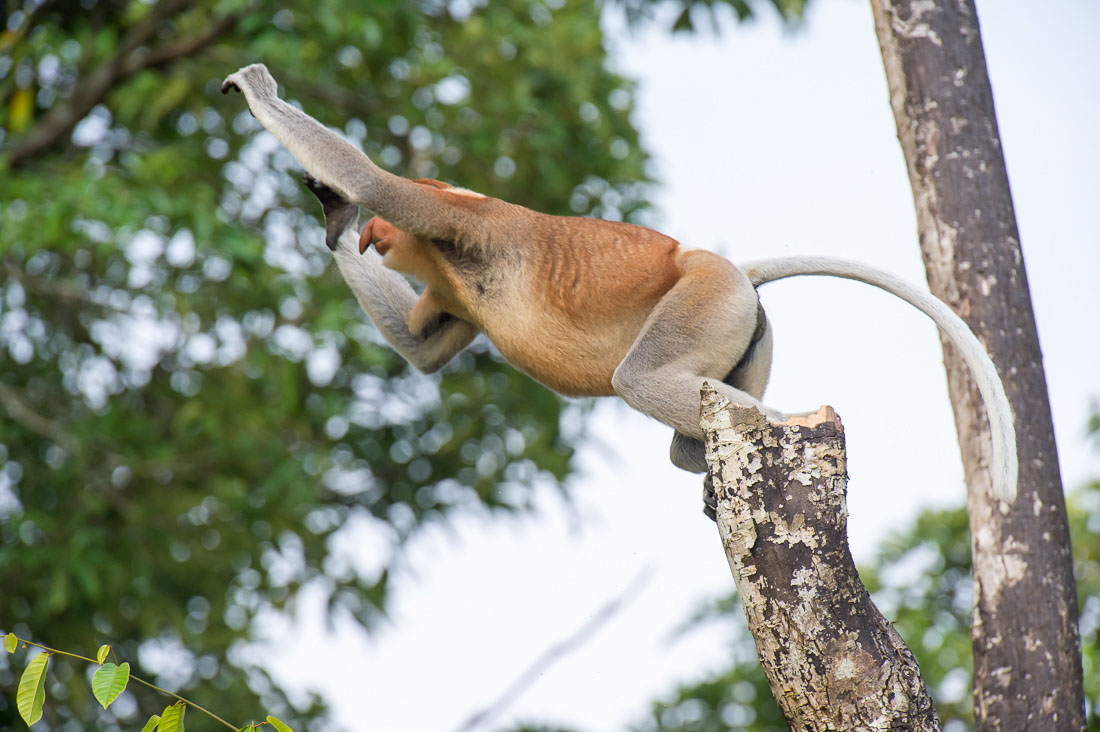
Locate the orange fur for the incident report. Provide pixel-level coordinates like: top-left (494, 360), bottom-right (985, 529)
top-left (357, 180), bottom-right (717, 397)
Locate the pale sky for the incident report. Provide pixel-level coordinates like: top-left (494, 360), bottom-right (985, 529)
top-left (261, 1), bottom-right (1100, 729)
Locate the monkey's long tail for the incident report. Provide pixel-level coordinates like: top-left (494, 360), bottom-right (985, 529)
top-left (741, 256), bottom-right (1017, 504)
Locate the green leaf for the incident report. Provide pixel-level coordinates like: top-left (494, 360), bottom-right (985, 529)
top-left (237, 726), bottom-right (258, 732)
top-left (9, 87), bottom-right (33, 133)
top-left (96, 644), bottom-right (111, 664)
top-left (91, 661), bottom-right (130, 709)
top-left (158, 702), bottom-right (186, 732)
top-left (3, 633), bottom-right (16, 653)
top-left (17, 652), bottom-right (50, 726)
top-left (266, 715), bottom-right (293, 732)
top-left (140, 714), bottom-right (161, 732)
top-left (672, 7), bottom-right (694, 31)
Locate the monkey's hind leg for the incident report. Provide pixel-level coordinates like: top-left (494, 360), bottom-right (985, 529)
top-left (669, 313), bottom-right (774, 473)
top-left (612, 250), bottom-right (784, 455)
top-left (670, 431), bottom-right (709, 473)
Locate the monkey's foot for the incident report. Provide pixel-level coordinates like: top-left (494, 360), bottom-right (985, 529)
top-left (702, 473), bottom-right (717, 522)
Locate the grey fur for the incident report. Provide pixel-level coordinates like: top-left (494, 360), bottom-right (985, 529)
top-left (611, 254), bottom-right (784, 454)
top-left (301, 179), bottom-right (477, 373)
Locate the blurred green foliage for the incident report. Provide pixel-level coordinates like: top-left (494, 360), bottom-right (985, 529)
top-left (0, 0), bottom-right (651, 728)
top-left (615, 0), bottom-right (806, 32)
top-left (632, 425), bottom-right (1100, 732)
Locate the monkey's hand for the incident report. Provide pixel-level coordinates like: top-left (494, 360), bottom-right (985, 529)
top-left (220, 63), bottom-right (470, 245)
top-left (303, 175), bottom-right (359, 251)
top-left (220, 63), bottom-right (279, 109)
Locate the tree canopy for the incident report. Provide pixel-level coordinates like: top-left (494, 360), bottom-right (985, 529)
top-left (0, 1), bottom-right (650, 728)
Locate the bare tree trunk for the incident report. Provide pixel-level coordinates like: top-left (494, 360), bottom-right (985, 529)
top-left (868, 1), bottom-right (1085, 729)
top-left (701, 387), bottom-right (940, 731)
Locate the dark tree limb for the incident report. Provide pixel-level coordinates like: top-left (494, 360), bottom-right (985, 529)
top-left (869, 2), bottom-right (1085, 728)
top-left (0, 382), bottom-right (77, 452)
top-left (5, 0), bottom-right (240, 167)
top-left (701, 384), bottom-right (939, 731)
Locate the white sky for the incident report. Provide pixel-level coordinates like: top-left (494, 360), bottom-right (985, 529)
top-left (262, 1), bottom-right (1100, 729)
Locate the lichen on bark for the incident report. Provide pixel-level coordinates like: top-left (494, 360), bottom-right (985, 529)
top-left (701, 384), bottom-right (939, 731)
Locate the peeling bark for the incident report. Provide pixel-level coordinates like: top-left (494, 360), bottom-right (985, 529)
top-left (869, 2), bottom-right (1085, 729)
top-left (701, 386), bottom-right (939, 731)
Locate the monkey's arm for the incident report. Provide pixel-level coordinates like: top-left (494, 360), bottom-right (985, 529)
top-left (306, 177), bottom-right (478, 373)
top-left (223, 64), bottom-right (489, 242)
top-left (334, 240), bottom-right (478, 373)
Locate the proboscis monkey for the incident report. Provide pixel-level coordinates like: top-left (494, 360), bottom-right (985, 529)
top-left (222, 63), bottom-right (1017, 505)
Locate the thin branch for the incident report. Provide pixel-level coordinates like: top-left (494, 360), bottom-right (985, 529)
top-left (9, 637), bottom-right (238, 730)
top-left (128, 675), bottom-right (237, 730)
top-left (130, 11), bottom-right (240, 73)
top-left (273, 69), bottom-right (376, 111)
top-left (5, 1), bottom-right (56, 47)
top-left (0, 381), bottom-right (77, 451)
top-left (452, 566), bottom-right (654, 732)
top-left (6, 0), bottom-right (241, 166)
top-left (3, 261), bottom-right (108, 346)
top-left (6, 0), bottom-right (188, 165)
top-left (3, 261), bottom-right (93, 308)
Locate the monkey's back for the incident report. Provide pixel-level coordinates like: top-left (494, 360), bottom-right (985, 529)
top-left (479, 215), bottom-right (685, 397)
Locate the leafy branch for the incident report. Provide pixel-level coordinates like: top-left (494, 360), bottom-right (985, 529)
top-left (5, 0), bottom-right (242, 167)
top-left (3, 632), bottom-right (293, 732)
top-left (0, 382), bottom-right (78, 452)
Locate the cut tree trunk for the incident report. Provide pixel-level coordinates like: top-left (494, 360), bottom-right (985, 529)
top-left (700, 386), bottom-right (940, 731)
top-left (869, 1), bottom-right (1085, 729)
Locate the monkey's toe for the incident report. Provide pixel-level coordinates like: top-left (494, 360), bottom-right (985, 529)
top-left (702, 473), bottom-right (717, 522)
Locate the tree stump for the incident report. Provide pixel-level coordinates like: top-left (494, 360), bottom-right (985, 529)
top-left (700, 383), bottom-right (939, 731)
